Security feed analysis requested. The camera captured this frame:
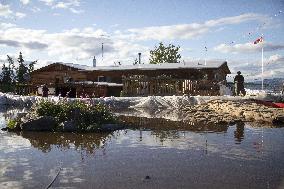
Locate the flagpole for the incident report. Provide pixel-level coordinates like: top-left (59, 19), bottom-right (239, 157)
top-left (261, 46), bottom-right (264, 91)
top-left (204, 45), bottom-right (207, 66)
top-left (102, 42), bottom-right (104, 64)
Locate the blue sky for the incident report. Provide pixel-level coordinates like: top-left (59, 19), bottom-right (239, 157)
top-left (0, 0), bottom-right (284, 81)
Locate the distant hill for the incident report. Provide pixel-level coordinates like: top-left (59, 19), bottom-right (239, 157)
top-left (251, 78), bottom-right (284, 85)
top-left (228, 78), bottom-right (284, 92)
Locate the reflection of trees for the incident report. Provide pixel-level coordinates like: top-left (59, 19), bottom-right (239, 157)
top-left (19, 131), bottom-right (113, 154)
top-left (234, 122), bottom-right (245, 144)
top-left (151, 130), bottom-right (181, 143)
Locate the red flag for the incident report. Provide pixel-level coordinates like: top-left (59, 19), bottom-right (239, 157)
top-left (253, 36), bottom-right (263, 44)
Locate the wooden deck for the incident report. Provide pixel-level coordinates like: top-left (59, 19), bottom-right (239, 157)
top-left (122, 76), bottom-right (220, 96)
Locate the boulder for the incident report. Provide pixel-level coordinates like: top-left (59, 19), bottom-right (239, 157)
top-left (61, 121), bottom-right (78, 132)
top-left (21, 116), bottom-right (57, 131)
top-left (273, 116), bottom-right (284, 126)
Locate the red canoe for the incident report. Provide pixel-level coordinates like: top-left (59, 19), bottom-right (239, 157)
top-left (274, 103), bottom-right (284, 108)
top-left (253, 100), bottom-right (284, 108)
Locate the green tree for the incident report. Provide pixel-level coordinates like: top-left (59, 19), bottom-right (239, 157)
top-left (0, 56), bottom-right (16, 92)
top-left (28, 60), bottom-right (37, 73)
top-left (1, 56), bottom-right (15, 84)
top-left (149, 42), bottom-right (181, 64)
top-left (1, 63), bottom-right (11, 84)
top-left (16, 52), bottom-right (28, 83)
top-left (7, 55), bottom-right (15, 82)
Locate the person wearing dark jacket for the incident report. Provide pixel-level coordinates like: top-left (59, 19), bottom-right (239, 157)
top-left (234, 71), bottom-right (246, 96)
top-left (42, 84), bottom-right (49, 97)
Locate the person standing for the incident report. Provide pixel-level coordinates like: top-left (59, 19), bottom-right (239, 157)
top-left (234, 71), bottom-right (245, 96)
top-left (42, 84), bottom-right (49, 97)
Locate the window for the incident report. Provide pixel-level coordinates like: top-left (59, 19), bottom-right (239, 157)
top-left (98, 76), bottom-right (106, 82)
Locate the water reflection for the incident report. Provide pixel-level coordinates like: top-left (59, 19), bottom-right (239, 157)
top-left (114, 108), bottom-right (189, 122)
top-left (16, 131), bottom-right (112, 154)
top-left (234, 122), bottom-right (245, 144)
top-left (118, 115), bottom-right (229, 133)
top-left (0, 107), bottom-right (284, 189)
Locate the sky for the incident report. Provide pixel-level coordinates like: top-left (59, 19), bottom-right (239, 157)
top-left (0, 0), bottom-right (284, 81)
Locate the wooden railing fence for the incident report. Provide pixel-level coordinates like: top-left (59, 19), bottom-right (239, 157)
top-left (122, 77), bottom-right (220, 96)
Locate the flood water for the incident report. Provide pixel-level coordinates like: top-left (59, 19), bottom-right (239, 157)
top-left (0, 107), bottom-right (284, 189)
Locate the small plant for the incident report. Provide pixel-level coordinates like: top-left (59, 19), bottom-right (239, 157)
top-left (7, 119), bottom-right (17, 129)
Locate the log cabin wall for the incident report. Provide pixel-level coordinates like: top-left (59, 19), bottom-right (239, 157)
top-left (30, 62), bottom-right (230, 97)
top-left (85, 68), bottom-right (221, 81)
top-left (31, 63), bottom-right (88, 86)
top-left (31, 62), bottom-right (230, 86)
top-left (85, 70), bottom-right (123, 83)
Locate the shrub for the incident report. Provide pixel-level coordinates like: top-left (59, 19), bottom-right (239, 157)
top-left (7, 119), bottom-right (17, 129)
top-left (34, 100), bottom-right (117, 131)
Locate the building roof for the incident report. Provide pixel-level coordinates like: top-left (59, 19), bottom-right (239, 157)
top-left (59, 62), bottom-right (93, 70)
top-left (34, 60), bottom-right (230, 74)
top-left (89, 61), bottom-right (228, 71)
top-left (73, 81), bottom-right (123, 87)
top-left (58, 60), bottom-right (229, 71)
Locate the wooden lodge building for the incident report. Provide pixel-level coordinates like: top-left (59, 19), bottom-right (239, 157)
top-left (30, 60), bottom-right (231, 97)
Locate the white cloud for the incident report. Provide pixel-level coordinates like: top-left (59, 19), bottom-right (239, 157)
top-left (31, 7), bottom-right (41, 13)
top-left (54, 2), bottom-right (68, 9)
top-left (20, 0), bottom-right (30, 5)
top-left (52, 13), bottom-right (61, 16)
top-left (0, 24), bottom-right (146, 66)
top-left (0, 3), bottom-right (12, 18)
top-left (0, 54), bottom-right (7, 63)
top-left (15, 12), bottom-right (26, 18)
top-left (69, 8), bottom-right (83, 14)
top-left (39, 0), bottom-right (54, 6)
top-left (0, 4), bottom-right (26, 19)
top-left (110, 24), bottom-right (120, 28)
top-left (214, 42), bottom-right (284, 54)
top-left (226, 54), bottom-right (284, 81)
top-left (0, 12), bottom-right (281, 71)
top-left (267, 54), bottom-right (283, 64)
top-left (40, 0), bottom-right (83, 14)
top-left (123, 13), bottom-right (269, 41)
top-left (0, 22), bottom-right (16, 29)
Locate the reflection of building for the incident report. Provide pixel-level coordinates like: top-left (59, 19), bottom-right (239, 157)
top-left (30, 61), bottom-right (230, 97)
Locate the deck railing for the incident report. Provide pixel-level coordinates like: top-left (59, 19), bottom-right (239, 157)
top-left (122, 77), bottom-right (220, 96)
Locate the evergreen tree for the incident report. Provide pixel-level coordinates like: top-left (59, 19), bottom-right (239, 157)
top-left (7, 55), bottom-right (15, 83)
top-left (16, 52), bottom-right (28, 83)
top-left (149, 42), bottom-right (181, 64)
top-left (1, 63), bottom-right (11, 84)
top-left (28, 60), bottom-right (37, 73)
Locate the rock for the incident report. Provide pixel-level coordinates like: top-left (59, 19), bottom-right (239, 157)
top-left (61, 121), bottom-right (78, 132)
top-left (21, 116), bottom-right (57, 131)
top-left (145, 176), bottom-right (151, 180)
top-left (100, 123), bottom-right (124, 132)
top-left (273, 116), bottom-right (284, 126)
top-left (1, 127), bottom-right (8, 131)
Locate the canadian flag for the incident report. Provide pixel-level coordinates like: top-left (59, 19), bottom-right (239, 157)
top-left (253, 36), bottom-right (263, 44)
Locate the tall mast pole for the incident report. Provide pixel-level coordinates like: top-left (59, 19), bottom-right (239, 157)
top-left (261, 46), bottom-right (264, 90)
top-left (102, 42), bottom-right (104, 64)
